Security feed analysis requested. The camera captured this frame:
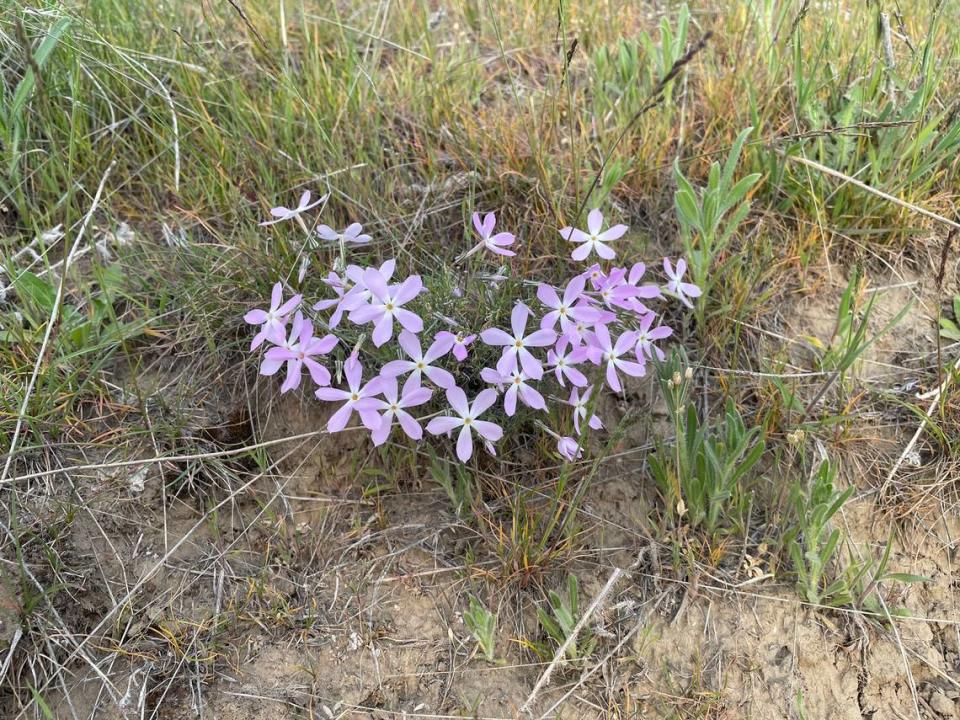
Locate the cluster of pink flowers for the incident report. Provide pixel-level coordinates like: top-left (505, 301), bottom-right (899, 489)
top-left (246, 197), bottom-right (699, 463)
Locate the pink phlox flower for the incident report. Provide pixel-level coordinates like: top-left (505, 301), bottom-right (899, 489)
top-left (316, 222), bottom-right (372, 245)
top-left (546, 336), bottom-right (590, 387)
top-left (537, 275), bottom-right (610, 339)
top-left (263, 313), bottom-right (338, 393)
top-left (259, 190), bottom-right (326, 226)
top-left (479, 302), bottom-right (556, 380)
top-left (635, 312), bottom-right (673, 362)
top-left (586, 324), bottom-right (645, 392)
top-left (501, 369), bottom-right (546, 416)
top-left (539, 423), bottom-right (585, 462)
top-left (258, 311), bottom-right (298, 379)
top-left (663, 258), bottom-right (702, 308)
top-left (381, 330), bottom-right (455, 388)
top-left (560, 209), bottom-right (628, 261)
top-left (315, 355), bottom-right (386, 432)
top-left (313, 271), bottom-right (353, 328)
top-left (426, 387), bottom-right (503, 462)
top-left (482, 368), bottom-right (546, 416)
top-left (621, 262), bottom-right (666, 314)
top-left (347, 267), bottom-right (424, 346)
top-left (434, 330), bottom-right (476, 362)
top-left (472, 212), bottom-right (516, 257)
top-left (595, 268), bottom-right (651, 313)
top-left (581, 263), bottom-right (608, 291)
top-left (367, 375), bottom-right (432, 446)
top-left (568, 386), bottom-right (603, 435)
top-left (338, 259), bottom-right (396, 314)
top-left (564, 316), bottom-right (601, 350)
top-left (244, 282), bottom-right (301, 350)
top-left (556, 436), bottom-right (583, 462)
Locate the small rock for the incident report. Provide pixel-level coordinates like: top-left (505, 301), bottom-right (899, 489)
top-left (930, 691), bottom-right (958, 719)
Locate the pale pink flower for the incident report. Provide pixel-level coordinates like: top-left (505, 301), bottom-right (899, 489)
top-left (482, 369), bottom-right (546, 416)
top-left (315, 355), bottom-right (385, 432)
top-left (537, 276), bottom-right (609, 338)
top-left (244, 282), bottom-right (301, 350)
top-left (426, 387), bottom-right (503, 463)
top-left (258, 311), bottom-right (299, 378)
top-left (568, 386), bottom-right (603, 435)
top-left (546, 336), bottom-right (589, 387)
top-left (587, 324), bottom-right (645, 393)
top-left (313, 271), bottom-right (351, 328)
top-left (316, 222), bottom-right (372, 245)
top-left (367, 376), bottom-right (433, 446)
top-left (480, 303), bottom-right (556, 380)
top-left (556, 436), bottom-right (583, 462)
top-left (259, 190), bottom-right (326, 226)
top-left (338, 259), bottom-right (396, 315)
top-left (560, 209), bottom-right (628, 261)
top-left (539, 423), bottom-right (585, 462)
top-left (634, 313), bottom-right (673, 362)
top-left (581, 263), bottom-right (608, 290)
top-left (472, 212), bottom-right (516, 257)
top-left (434, 330), bottom-right (476, 362)
top-left (348, 268), bottom-right (424, 346)
top-left (381, 330), bottom-right (455, 388)
top-left (263, 313), bottom-right (338, 392)
top-left (663, 258), bottom-right (702, 308)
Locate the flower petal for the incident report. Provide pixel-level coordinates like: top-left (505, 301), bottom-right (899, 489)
top-left (471, 388), bottom-right (498, 417)
top-left (519, 383), bottom-right (546, 410)
top-left (446, 386), bottom-right (470, 416)
top-left (598, 223), bottom-right (628, 241)
top-left (362, 268), bottom-right (390, 302)
top-left (327, 403), bottom-right (352, 432)
top-left (372, 314), bottom-right (394, 346)
top-left (393, 276), bottom-right (423, 305)
top-left (571, 242), bottom-right (592, 261)
top-left (397, 410), bottom-right (422, 440)
top-left (426, 416), bottom-right (463, 435)
top-left (394, 308), bottom-right (423, 333)
top-left (244, 309), bottom-right (268, 324)
top-left (456, 425), bottom-right (474, 462)
top-left (510, 303), bottom-right (529, 339)
top-left (381, 359), bottom-right (414, 377)
top-left (397, 330), bottom-right (422, 361)
top-left (503, 385), bottom-right (518, 416)
top-left (472, 420), bottom-right (503, 442)
top-left (480, 328), bottom-right (513, 346)
top-left (424, 366), bottom-right (455, 389)
top-left (587, 209), bottom-right (603, 235)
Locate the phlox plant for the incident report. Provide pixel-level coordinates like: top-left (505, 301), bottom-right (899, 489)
top-left (245, 200), bottom-right (699, 464)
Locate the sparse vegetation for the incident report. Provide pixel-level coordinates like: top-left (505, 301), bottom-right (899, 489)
top-left (2, 0), bottom-right (959, 717)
